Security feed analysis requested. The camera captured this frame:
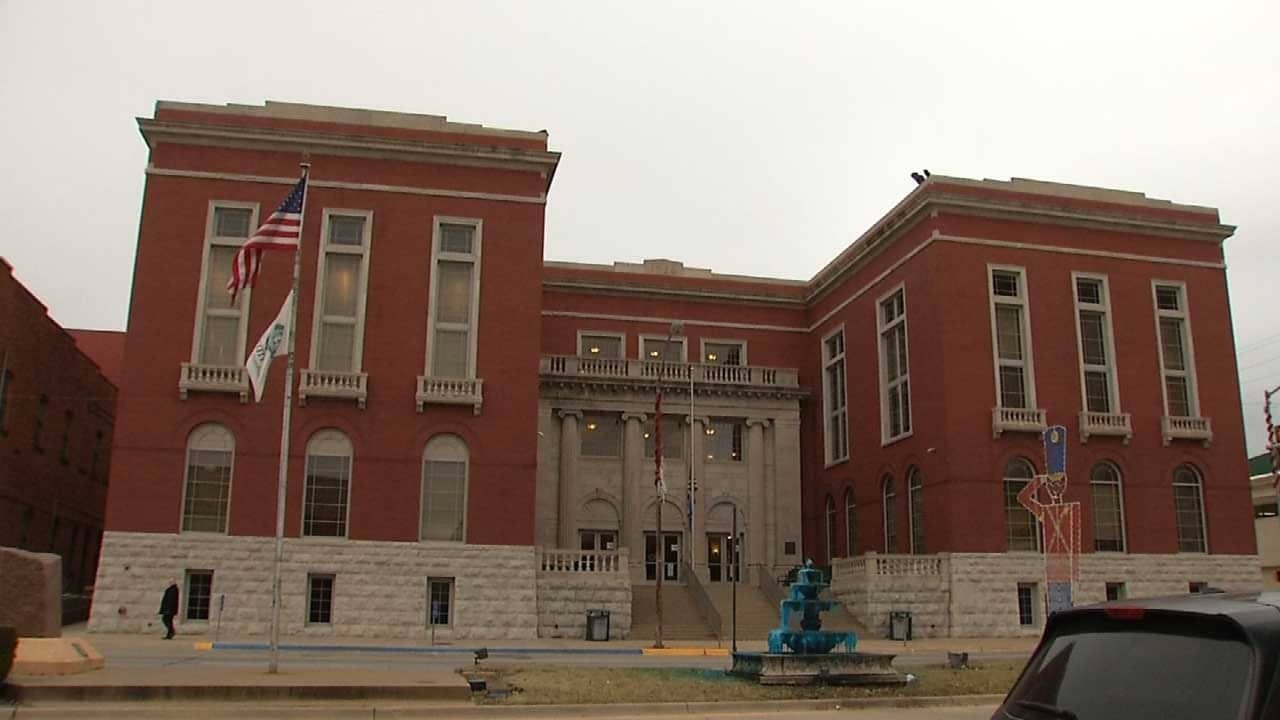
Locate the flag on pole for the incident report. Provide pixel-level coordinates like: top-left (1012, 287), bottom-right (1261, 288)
top-left (246, 290), bottom-right (293, 403)
top-left (657, 459), bottom-right (667, 497)
top-left (227, 176), bottom-right (307, 303)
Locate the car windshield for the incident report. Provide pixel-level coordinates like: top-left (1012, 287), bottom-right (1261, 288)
top-left (1005, 611), bottom-right (1254, 720)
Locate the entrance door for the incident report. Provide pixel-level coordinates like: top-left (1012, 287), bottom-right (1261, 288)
top-left (644, 532), bottom-right (681, 581)
top-left (706, 533), bottom-right (741, 582)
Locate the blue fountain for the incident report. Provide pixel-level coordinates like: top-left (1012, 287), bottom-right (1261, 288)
top-left (730, 560), bottom-right (906, 686)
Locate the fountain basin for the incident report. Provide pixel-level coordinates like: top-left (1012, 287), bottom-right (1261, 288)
top-left (729, 651), bottom-right (907, 686)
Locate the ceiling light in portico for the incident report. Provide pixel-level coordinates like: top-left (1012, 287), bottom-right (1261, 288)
top-left (586, 422), bottom-right (597, 431)
top-left (707, 353), bottom-right (718, 361)
top-left (590, 347), bottom-right (600, 354)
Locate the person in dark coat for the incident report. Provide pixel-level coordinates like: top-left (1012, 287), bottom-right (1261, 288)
top-left (159, 578), bottom-right (179, 639)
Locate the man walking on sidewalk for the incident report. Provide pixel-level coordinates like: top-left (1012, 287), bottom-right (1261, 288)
top-left (159, 578), bottom-right (179, 639)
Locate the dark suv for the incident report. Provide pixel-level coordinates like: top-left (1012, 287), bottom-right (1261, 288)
top-left (993, 593), bottom-right (1280, 719)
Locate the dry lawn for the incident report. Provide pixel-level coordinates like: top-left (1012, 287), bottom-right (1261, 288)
top-left (488, 662), bottom-right (1021, 705)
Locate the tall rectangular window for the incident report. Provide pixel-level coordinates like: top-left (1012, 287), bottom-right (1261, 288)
top-left (581, 413), bottom-right (622, 457)
top-left (1153, 283), bottom-right (1198, 417)
top-left (194, 204), bottom-right (256, 366)
top-left (640, 336), bottom-right (686, 362)
top-left (822, 327), bottom-right (848, 464)
top-left (644, 416), bottom-right (685, 458)
top-left (989, 267), bottom-right (1036, 409)
top-left (702, 340), bottom-right (745, 366)
top-left (428, 577), bottom-right (454, 626)
top-left (312, 211), bottom-right (371, 373)
top-left (0, 361), bottom-right (11, 431)
top-left (878, 287), bottom-right (911, 442)
top-left (705, 419), bottom-right (742, 462)
top-left (579, 332), bottom-right (624, 359)
top-left (1074, 275), bottom-right (1120, 414)
top-left (184, 570), bottom-right (213, 621)
top-left (306, 574), bottom-right (334, 624)
top-left (428, 220), bottom-right (481, 378)
top-left (1017, 583), bottom-right (1038, 626)
top-left (303, 434), bottom-right (352, 538)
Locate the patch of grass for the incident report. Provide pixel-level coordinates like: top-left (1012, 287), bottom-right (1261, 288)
top-left (488, 662), bottom-right (1021, 705)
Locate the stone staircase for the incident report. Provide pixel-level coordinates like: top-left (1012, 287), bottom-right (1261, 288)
top-left (705, 582), bottom-right (869, 641)
top-left (629, 584), bottom-right (718, 640)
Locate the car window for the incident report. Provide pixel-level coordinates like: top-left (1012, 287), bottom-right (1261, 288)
top-left (1005, 612), bottom-right (1254, 720)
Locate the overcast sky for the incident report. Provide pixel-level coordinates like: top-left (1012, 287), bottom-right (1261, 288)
top-left (1, 1), bottom-right (1277, 455)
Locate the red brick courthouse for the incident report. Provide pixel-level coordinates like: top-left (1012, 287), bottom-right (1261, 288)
top-left (90, 101), bottom-right (1257, 640)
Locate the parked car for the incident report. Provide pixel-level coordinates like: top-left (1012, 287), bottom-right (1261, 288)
top-left (993, 592), bottom-right (1280, 719)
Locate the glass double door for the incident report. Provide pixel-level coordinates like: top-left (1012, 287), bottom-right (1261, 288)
top-left (706, 533), bottom-right (742, 582)
top-left (644, 532), bottom-right (680, 581)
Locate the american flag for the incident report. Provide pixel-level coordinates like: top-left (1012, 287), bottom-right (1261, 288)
top-left (227, 174), bottom-right (308, 303)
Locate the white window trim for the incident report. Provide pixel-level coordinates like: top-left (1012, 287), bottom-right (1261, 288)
top-left (987, 264), bottom-right (1039, 409)
top-left (1151, 280), bottom-right (1200, 417)
top-left (637, 334), bottom-right (688, 361)
top-left (308, 208), bottom-right (374, 373)
top-left (1173, 465), bottom-right (1209, 554)
top-left (419, 436), bottom-right (470, 544)
top-left (427, 577), bottom-right (455, 626)
top-left (305, 573), bottom-right (336, 625)
top-left (301, 434), bottom-right (354, 540)
top-left (190, 200), bottom-right (260, 365)
top-left (576, 330), bottom-right (626, 359)
top-left (698, 338), bottom-right (748, 365)
top-left (1071, 272), bottom-right (1122, 414)
top-left (881, 476), bottom-right (895, 553)
top-left (1090, 461), bottom-right (1128, 553)
top-left (425, 216), bottom-right (483, 378)
top-left (178, 425), bottom-right (235, 535)
top-left (821, 324), bottom-right (849, 467)
top-left (907, 468), bottom-right (923, 554)
top-left (844, 489), bottom-right (856, 557)
top-left (877, 282), bottom-right (912, 445)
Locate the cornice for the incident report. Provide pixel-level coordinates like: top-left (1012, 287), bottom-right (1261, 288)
top-left (542, 280), bottom-right (807, 307)
top-left (540, 376), bottom-right (810, 402)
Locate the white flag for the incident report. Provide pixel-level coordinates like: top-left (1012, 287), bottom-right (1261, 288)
top-left (246, 290), bottom-right (293, 403)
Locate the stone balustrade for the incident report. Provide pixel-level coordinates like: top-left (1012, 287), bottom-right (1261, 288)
top-left (991, 407), bottom-right (1047, 438)
top-left (1080, 410), bottom-right (1132, 444)
top-left (540, 355), bottom-right (799, 392)
top-left (1162, 415), bottom-right (1213, 447)
top-left (299, 369), bottom-right (368, 408)
top-left (416, 376), bottom-right (484, 415)
top-left (178, 363), bottom-right (249, 402)
top-left (538, 548), bottom-right (626, 573)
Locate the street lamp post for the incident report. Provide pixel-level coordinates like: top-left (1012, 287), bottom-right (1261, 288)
top-left (653, 320), bottom-right (683, 650)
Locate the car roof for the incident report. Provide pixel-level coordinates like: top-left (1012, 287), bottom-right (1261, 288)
top-left (1061, 592), bottom-right (1280, 639)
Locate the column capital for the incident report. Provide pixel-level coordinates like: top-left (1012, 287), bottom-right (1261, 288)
top-left (620, 412), bottom-right (647, 423)
top-left (557, 409), bottom-right (584, 420)
top-left (685, 415), bottom-right (710, 426)
top-left (745, 418), bottom-right (771, 428)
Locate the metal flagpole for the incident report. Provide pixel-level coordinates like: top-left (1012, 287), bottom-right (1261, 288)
top-left (689, 360), bottom-right (695, 577)
top-left (268, 162), bottom-right (310, 675)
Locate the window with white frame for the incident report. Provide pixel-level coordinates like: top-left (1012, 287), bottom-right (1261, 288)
top-left (579, 332), bottom-right (624, 359)
top-left (907, 467), bottom-right (924, 554)
top-left (702, 340), bottom-right (745, 366)
top-left (1173, 464), bottom-right (1207, 552)
top-left (882, 475), bottom-right (896, 552)
top-left (879, 287), bottom-right (911, 441)
top-left (428, 220), bottom-right (481, 378)
top-left (844, 488), bottom-right (856, 557)
top-left (421, 434), bottom-right (468, 542)
top-left (1090, 461), bottom-right (1126, 552)
top-left (1153, 283), bottom-right (1199, 418)
top-left (194, 204), bottom-right (256, 366)
top-left (181, 423), bottom-right (234, 533)
top-left (989, 267), bottom-right (1035, 409)
top-left (303, 430), bottom-right (353, 538)
top-left (307, 574), bottom-right (334, 624)
top-left (1074, 275), bottom-right (1120, 414)
top-left (184, 570), bottom-right (213, 621)
top-left (640, 335), bottom-right (686, 362)
top-left (428, 577), bottom-right (454, 625)
top-left (311, 211), bottom-right (371, 373)
top-left (824, 495), bottom-right (837, 564)
top-left (1004, 457), bottom-right (1041, 551)
top-left (822, 328), bottom-right (848, 464)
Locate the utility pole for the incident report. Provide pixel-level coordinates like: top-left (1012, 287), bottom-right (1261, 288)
top-left (1266, 387), bottom-right (1280, 529)
top-left (652, 320), bottom-right (683, 650)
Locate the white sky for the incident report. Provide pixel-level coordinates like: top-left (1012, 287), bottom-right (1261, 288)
top-left (1, 1), bottom-right (1277, 456)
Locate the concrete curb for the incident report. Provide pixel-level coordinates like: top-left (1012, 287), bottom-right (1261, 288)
top-left (4, 683), bottom-right (473, 704)
top-left (5, 694), bottom-right (1007, 719)
top-left (206, 642), bottom-right (647, 656)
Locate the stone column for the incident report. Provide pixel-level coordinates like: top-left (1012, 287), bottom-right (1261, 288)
top-left (773, 413), bottom-right (802, 566)
top-left (557, 410), bottom-right (583, 549)
top-left (764, 419), bottom-right (777, 571)
top-left (686, 415), bottom-right (708, 575)
top-left (746, 418), bottom-right (768, 583)
top-left (621, 412), bottom-right (646, 561)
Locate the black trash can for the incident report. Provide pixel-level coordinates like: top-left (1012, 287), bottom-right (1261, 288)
top-left (586, 609), bottom-right (611, 641)
top-left (889, 610), bottom-right (913, 641)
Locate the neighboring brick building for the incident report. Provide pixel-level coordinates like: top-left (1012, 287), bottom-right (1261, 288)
top-left (1250, 453), bottom-right (1278, 588)
top-left (91, 100), bottom-right (1258, 640)
top-left (0, 259), bottom-right (118, 595)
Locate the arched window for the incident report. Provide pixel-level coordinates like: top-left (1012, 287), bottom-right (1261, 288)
top-left (303, 430), bottom-right (352, 537)
top-left (422, 434), bottom-right (468, 542)
top-left (1090, 461), bottom-right (1126, 552)
top-left (882, 475), bottom-right (896, 553)
top-left (1004, 457), bottom-right (1040, 551)
top-left (824, 495), bottom-right (837, 563)
top-left (181, 423), bottom-right (234, 533)
top-left (1173, 464), bottom-right (1207, 553)
top-left (907, 467), bottom-right (924, 554)
top-left (844, 488), bottom-right (857, 558)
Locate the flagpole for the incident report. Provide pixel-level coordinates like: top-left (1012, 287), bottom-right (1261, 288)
top-left (268, 162), bottom-right (310, 675)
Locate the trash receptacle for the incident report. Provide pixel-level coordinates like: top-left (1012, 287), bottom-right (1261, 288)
top-left (586, 609), bottom-right (611, 641)
top-left (889, 610), bottom-right (913, 641)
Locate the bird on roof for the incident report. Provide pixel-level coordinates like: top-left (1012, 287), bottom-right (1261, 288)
top-left (911, 172), bottom-right (925, 185)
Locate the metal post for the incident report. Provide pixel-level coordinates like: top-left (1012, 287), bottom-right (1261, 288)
top-left (652, 321), bottom-right (683, 650)
top-left (689, 360), bottom-right (696, 576)
top-left (215, 594), bottom-right (225, 644)
top-left (731, 502), bottom-right (738, 653)
top-left (1266, 387), bottom-right (1280, 531)
top-left (268, 163), bottom-right (310, 675)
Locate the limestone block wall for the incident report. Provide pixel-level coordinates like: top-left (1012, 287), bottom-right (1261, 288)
top-left (535, 557), bottom-right (632, 640)
top-left (89, 531), bottom-right (539, 640)
top-left (830, 555), bottom-right (951, 639)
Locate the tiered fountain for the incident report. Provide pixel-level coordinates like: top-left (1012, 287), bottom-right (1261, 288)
top-left (729, 560), bottom-right (906, 685)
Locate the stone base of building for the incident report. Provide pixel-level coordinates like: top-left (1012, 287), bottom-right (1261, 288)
top-left (90, 532), bottom-right (631, 641)
top-left (830, 552), bottom-right (1262, 638)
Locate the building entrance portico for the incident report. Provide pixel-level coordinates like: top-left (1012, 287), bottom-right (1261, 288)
top-left (644, 531), bottom-right (681, 581)
top-left (706, 532), bottom-right (741, 582)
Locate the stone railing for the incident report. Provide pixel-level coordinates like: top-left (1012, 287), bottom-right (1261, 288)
top-left (299, 369), bottom-right (368, 409)
top-left (416, 376), bottom-right (484, 415)
top-left (1162, 415), bottom-right (1213, 447)
top-left (758, 568), bottom-right (787, 609)
top-left (868, 554), bottom-right (945, 576)
top-left (992, 407), bottom-right (1047, 438)
top-left (1080, 411), bottom-right (1132, 444)
top-left (541, 355), bottom-right (799, 391)
top-left (682, 561), bottom-right (723, 639)
top-left (178, 363), bottom-right (249, 402)
top-left (538, 548), bottom-right (626, 573)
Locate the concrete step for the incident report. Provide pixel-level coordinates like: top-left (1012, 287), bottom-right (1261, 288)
top-left (629, 584), bottom-right (718, 640)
